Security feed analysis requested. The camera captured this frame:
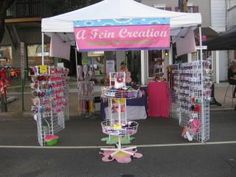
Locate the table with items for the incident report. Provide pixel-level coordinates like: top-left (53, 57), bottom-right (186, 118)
top-left (100, 86), bottom-right (147, 120)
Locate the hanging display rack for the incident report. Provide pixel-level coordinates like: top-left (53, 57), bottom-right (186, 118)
top-left (30, 65), bottom-right (69, 146)
top-left (170, 60), bottom-right (211, 142)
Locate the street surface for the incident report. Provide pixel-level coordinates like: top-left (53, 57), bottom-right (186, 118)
top-left (0, 110), bottom-right (235, 177)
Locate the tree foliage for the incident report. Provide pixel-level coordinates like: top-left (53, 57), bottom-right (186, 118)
top-left (0, 0), bottom-right (102, 43)
top-left (0, 0), bottom-right (15, 43)
top-left (45, 0), bottom-right (102, 15)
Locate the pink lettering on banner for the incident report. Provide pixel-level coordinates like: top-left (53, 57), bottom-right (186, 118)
top-left (74, 25), bottom-right (170, 51)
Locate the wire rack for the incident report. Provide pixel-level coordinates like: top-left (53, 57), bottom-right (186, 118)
top-left (170, 61), bottom-right (211, 142)
top-left (31, 66), bottom-right (69, 146)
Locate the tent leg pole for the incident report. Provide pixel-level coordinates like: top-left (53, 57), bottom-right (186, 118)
top-left (41, 32), bottom-right (45, 65)
top-left (199, 26), bottom-right (203, 62)
top-left (75, 47), bottom-right (78, 79)
top-left (141, 50), bottom-right (145, 85)
top-left (199, 26), bottom-right (205, 143)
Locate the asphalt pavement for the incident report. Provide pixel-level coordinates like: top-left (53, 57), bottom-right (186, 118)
top-left (0, 110), bottom-right (236, 177)
top-left (1, 79), bottom-right (236, 177)
top-left (0, 143), bottom-right (236, 177)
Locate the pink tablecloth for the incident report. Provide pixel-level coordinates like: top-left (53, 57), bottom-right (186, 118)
top-left (147, 81), bottom-right (171, 118)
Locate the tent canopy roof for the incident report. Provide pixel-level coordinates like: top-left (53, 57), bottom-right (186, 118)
top-left (42, 0), bottom-right (201, 37)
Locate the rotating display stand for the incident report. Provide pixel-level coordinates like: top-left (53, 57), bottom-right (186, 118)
top-left (100, 72), bottom-right (142, 163)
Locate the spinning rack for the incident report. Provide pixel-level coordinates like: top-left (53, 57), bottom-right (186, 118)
top-left (100, 72), bottom-right (142, 163)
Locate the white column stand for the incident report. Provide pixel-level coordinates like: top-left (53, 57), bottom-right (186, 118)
top-left (199, 26), bottom-right (206, 143)
top-left (41, 32), bottom-right (45, 65)
top-left (141, 50), bottom-right (145, 85)
top-left (75, 48), bottom-right (78, 78)
top-left (215, 51), bottom-right (220, 84)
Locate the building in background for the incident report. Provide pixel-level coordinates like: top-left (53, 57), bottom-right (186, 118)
top-left (224, 0), bottom-right (236, 74)
top-left (0, 0), bottom-right (100, 74)
top-left (141, 0), bottom-right (230, 83)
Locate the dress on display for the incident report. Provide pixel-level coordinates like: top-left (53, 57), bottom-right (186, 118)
top-left (147, 81), bottom-right (171, 118)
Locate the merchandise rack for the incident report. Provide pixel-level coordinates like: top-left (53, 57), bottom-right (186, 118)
top-left (100, 72), bottom-right (142, 163)
top-left (170, 60), bottom-right (211, 142)
top-left (100, 93), bottom-right (139, 160)
top-left (31, 66), bottom-right (69, 146)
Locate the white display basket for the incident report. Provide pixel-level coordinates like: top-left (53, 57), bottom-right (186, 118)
top-left (101, 120), bottom-right (139, 137)
top-left (102, 87), bottom-right (139, 99)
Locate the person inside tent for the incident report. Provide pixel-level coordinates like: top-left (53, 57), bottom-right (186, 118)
top-left (119, 62), bottom-right (132, 84)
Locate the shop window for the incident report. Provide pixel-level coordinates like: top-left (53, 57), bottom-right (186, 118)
top-left (175, 5), bottom-right (199, 13)
top-left (27, 44), bottom-right (52, 66)
top-left (126, 51), bottom-right (141, 84)
top-left (148, 50), bottom-right (163, 78)
top-left (86, 52), bottom-right (105, 77)
top-left (153, 4), bottom-right (172, 11)
top-left (188, 6), bottom-right (199, 13)
top-left (0, 46), bottom-right (12, 66)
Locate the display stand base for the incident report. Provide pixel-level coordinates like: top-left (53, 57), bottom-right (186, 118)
top-left (101, 135), bottom-right (135, 144)
top-left (100, 146), bottom-right (142, 163)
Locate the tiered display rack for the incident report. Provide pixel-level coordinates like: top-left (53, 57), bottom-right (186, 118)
top-left (170, 60), bottom-right (211, 142)
top-left (100, 72), bottom-right (142, 163)
top-left (31, 66), bottom-right (69, 146)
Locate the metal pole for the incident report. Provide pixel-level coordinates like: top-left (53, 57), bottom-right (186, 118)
top-left (199, 26), bottom-right (205, 143)
top-left (141, 50), bottom-right (145, 85)
top-left (199, 26), bottom-right (203, 62)
top-left (75, 47), bottom-right (78, 79)
top-left (21, 70), bottom-right (25, 111)
top-left (41, 32), bottom-right (45, 65)
top-left (20, 42), bottom-right (25, 112)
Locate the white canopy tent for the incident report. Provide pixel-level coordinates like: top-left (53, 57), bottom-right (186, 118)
top-left (41, 0), bottom-right (203, 84)
top-left (42, 0), bottom-right (201, 33)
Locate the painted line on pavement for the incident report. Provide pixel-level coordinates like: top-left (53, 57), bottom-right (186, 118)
top-left (0, 141), bottom-right (236, 149)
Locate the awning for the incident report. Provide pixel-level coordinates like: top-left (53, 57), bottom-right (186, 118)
top-left (194, 27), bottom-right (219, 45)
top-left (204, 26), bottom-right (236, 50)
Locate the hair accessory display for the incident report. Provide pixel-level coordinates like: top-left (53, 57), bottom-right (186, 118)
top-left (100, 72), bottom-right (142, 163)
top-left (30, 65), bottom-right (69, 146)
top-left (170, 60), bottom-right (211, 142)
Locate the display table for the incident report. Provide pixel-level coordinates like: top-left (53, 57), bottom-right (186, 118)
top-left (147, 81), bottom-right (171, 118)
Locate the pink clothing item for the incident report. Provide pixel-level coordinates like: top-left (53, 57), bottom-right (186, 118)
top-left (147, 81), bottom-right (171, 118)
